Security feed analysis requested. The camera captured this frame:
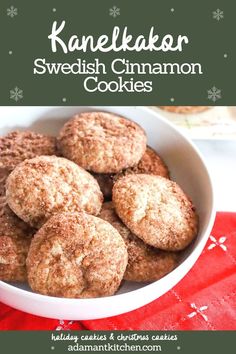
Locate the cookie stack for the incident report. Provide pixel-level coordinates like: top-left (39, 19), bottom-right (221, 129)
top-left (0, 112), bottom-right (198, 298)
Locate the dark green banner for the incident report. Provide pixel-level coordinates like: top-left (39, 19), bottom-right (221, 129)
top-left (0, 330), bottom-right (236, 354)
top-left (0, 0), bottom-right (235, 105)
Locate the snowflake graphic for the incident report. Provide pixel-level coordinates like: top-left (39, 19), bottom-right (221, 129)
top-left (187, 303), bottom-right (208, 322)
top-left (207, 86), bottom-right (221, 102)
top-left (208, 235), bottom-right (227, 251)
top-left (10, 87), bottom-right (23, 102)
top-left (213, 9), bottom-right (224, 21)
top-left (109, 6), bottom-right (120, 18)
top-left (55, 320), bottom-right (74, 330)
top-left (7, 6), bottom-right (18, 18)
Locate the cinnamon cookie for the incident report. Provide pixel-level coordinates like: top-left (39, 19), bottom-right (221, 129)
top-left (0, 131), bottom-right (58, 171)
top-left (159, 106), bottom-right (209, 114)
top-left (0, 197), bottom-right (34, 282)
top-left (93, 147), bottom-right (169, 200)
top-left (100, 202), bottom-right (178, 282)
top-left (113, 174), bottom-right (198, 251)
top-left (115, 146), bottom-right (169, 180)
top-left (58, 112), bottom-right (147, 173)
top-left (26, 212), bottom-right (128, 298)
top-left (6, 156), bottom-right (103, 228)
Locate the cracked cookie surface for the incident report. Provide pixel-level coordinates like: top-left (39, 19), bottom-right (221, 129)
top-left (6, 156), bottom-right (103, 228)
top-left (58, 112), bottom-right (147, 173)
top-left (100, 202), bottom-right (178, 282)
top-left (26, 212), bottom-right (128, 298)
top-left (113, 174), bottom-right (198, 251)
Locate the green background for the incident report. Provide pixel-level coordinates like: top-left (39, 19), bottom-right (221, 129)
top-left (1, 331), bottom-right (236, 354)
top-left (0, 0), bottom-right (235, 105)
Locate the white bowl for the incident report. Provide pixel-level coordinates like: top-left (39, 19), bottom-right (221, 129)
top-left (0, 106), bottom-right (215, 320)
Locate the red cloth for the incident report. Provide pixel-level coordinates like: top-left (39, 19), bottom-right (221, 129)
top-left (0, 212), bottom-right (236, 330)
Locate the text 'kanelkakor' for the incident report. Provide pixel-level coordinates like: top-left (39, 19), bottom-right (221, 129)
top-left (48, 22), bottom-right (189, 53)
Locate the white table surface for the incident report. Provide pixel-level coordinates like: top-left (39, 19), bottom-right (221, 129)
top-left (194, 140), bottom-right (236, 212)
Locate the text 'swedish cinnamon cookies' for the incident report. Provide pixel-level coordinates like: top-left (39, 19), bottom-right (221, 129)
top-left (58, 112), bottom-right (147, 173)
top-left (113, 174), bottom-right (198, 251)
top-left (26, 212), bottom-right (128, 298)
top-left (6, 156), bottom-right (103, 228)
top-left (100, 202), bottom-right (178, 282)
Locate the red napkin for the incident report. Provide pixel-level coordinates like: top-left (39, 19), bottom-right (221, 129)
top-left (0, 212), bottom-right (236, 330)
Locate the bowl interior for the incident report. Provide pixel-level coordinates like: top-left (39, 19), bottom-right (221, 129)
top-left (0, 106), bottom-right (214, 297)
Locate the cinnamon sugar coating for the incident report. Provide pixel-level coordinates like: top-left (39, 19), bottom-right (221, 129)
top-left (6, 156), bottom-right (103, 228)
top-left (113, 174), bottom-right (198, 251)
top-left (58, 112), bottom-right (147, 173)
top-left (0, 131), bottom-right (59, 171)
top-left (0, 198), bottom-right (34, 282)
top-left (27, 212), bottom-right (128, 298)
top-left (93, 147), bottom-right (169, 200)
top-left (115, 146), bottom-right (169, 180)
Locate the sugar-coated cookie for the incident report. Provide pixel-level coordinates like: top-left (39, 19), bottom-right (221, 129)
top-left (58, 112), bottom-right (147, 173)
top-left (115, 146), bottom-right (169, 180)
top-left (0, 198), bottom-right (34, 282)
top-left (113, 174), bottom-right (198, 251)
top-left (27, 212), bottom-right (128, 298)
top-left (94, 146), bottom-right (169, 200)
top-left (6, 156), bottom-right (103, 228)
top-left (0, 131), bottom-right (59, 170)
